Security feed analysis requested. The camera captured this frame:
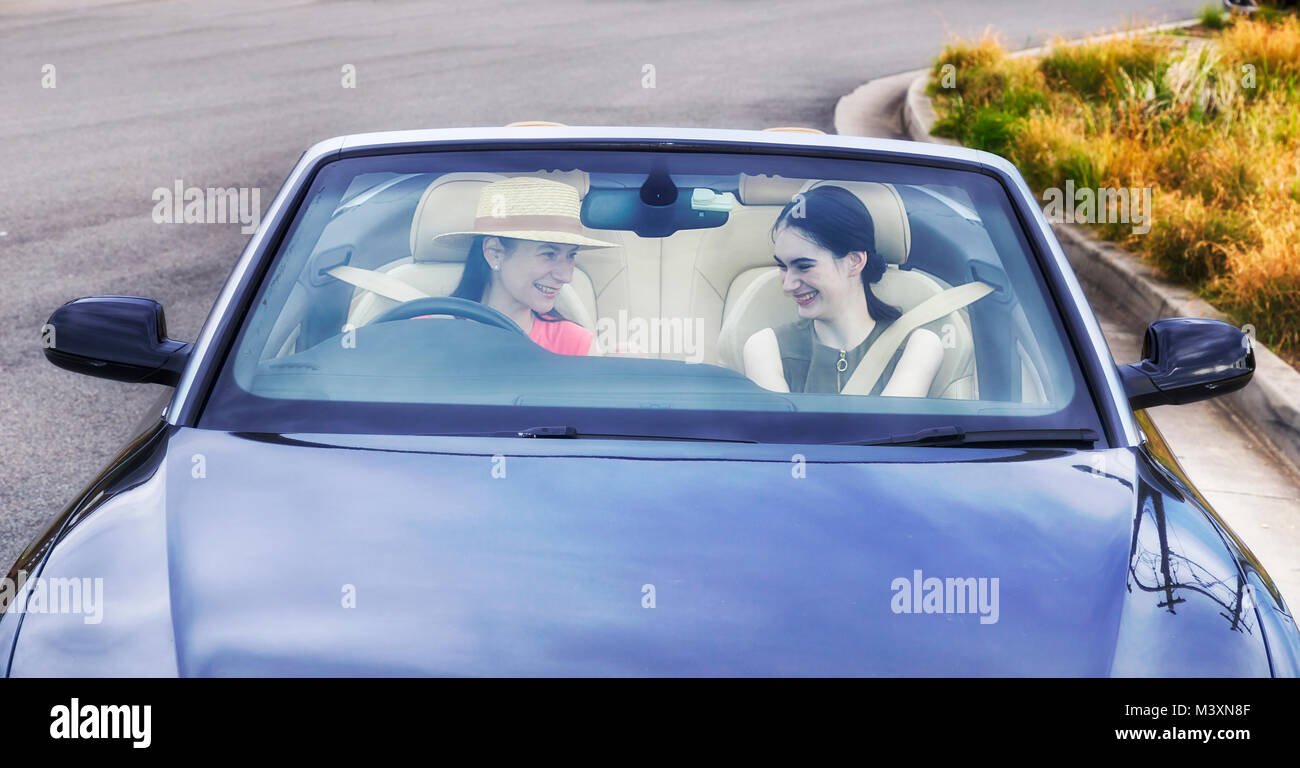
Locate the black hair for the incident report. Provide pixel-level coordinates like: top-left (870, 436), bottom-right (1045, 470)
top-left (771, 185), bottom-right (902, 323)
top-left (450, 235), bottom-right (565, 323)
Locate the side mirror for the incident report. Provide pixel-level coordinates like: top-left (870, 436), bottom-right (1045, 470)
top-left (1118, 318), bottom-right (1254, 409)
top-left (42, 297), bottom-right (192, 386)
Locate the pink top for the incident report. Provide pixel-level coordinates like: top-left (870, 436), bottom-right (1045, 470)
top-left (529, 317), bottom-right (594, 356)
top-left (411, 313), bottom-right (593, 355)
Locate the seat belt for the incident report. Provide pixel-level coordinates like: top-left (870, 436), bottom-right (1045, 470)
top-left (841, 281), bottom-right (994, 396)
top-left (326, 265), bottom-right (430, 303)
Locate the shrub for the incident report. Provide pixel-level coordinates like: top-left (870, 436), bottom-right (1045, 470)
top-left (1199, 4), bottom-right (1228, 31)
top-left (1039, 36), bottom-right (1165, 100)
top-left (1144, 192), bottom-right (1259, 284)
top-left (932, 31), bottom-right (1005, 75)
top-left (1210, 209), bottom-right (1300, 357)
top-left (929, 16), bottom-right (1300, 362)
top-left (1219, 13), bottom-right (1300, 94)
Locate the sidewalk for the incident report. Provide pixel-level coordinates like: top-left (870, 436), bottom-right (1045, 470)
top-left (835, 70), bottom-right (1300, 611)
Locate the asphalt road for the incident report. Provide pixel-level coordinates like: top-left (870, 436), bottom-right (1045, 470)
top-left (0, 0), bottom-right (1209, 568)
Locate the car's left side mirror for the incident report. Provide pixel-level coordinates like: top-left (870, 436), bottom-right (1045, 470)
top-left (42, 296), bottom-right (192, 387)
top-left (1118, 318), bottom-right (1254, 410)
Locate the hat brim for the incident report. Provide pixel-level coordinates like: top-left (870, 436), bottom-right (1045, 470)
top-left (431, 229), bottom-right (617, 250)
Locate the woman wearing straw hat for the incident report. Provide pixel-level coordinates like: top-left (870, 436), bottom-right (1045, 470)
top-left (431, 177), bottom-right (616, 356)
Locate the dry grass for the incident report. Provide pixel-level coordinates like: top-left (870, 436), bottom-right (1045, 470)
top-left (930, 14), bottom-right (1300, 364)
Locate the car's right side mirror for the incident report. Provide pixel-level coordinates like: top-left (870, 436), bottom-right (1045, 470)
top-left (1118, 318), bottom-right (1254, 410)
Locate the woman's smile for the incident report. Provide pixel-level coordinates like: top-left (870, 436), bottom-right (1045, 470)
top-left (792, 288), bottom-right (819, 307)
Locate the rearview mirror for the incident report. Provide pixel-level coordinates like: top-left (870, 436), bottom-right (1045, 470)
top-left (582, 188), bottom-right (730, 237)
top-left (42, 297), bottom-right (192, 386)
top-left (1118, 318), bottom-right (1254, 409)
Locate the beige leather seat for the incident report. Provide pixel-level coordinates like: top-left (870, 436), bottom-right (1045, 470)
top-left (708, 176), bottom-right (979, 399)
top-left (343, 171), bottom-right (659, 333)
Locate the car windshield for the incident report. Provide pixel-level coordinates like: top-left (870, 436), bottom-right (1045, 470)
top-left (202, 147), bottom-right (1102, 445)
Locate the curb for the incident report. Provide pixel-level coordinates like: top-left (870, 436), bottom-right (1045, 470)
top-left (903, 69), bottom-right (958, 146)
top-left (1053, 224), bottom-right (1300, 477)
top-left (886, 45), bottom-right (1300, 476)
top-left (902, 71), bottom-right (942, 143)
top-left (834, 68), bottom-right (943, 144)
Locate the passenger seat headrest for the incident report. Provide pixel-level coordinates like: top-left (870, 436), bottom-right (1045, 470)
top-left (409, 170), bottom-right (591, 262)
top-left (736, 174), bottom-right (807, 206)
top-left (734, 174), bottom-right (911, 265)
top-left (801, 180), bottom-right (910, 266)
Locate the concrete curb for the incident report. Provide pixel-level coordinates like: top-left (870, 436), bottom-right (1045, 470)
top-left (833, 68), bottom-right (929, 141)
top-left (1053, 224), bottom-right (1300, 477)
top-left (889, 48), bottom-right (1300, 476)
top-left (903, 70), bottom-right (958, 146)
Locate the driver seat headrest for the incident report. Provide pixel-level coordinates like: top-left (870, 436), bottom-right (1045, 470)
top-left (409, 170), bottom-right (591, 263)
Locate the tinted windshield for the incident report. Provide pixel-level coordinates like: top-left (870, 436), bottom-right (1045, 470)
top-left (201, 148), bottom-right (1102, 444)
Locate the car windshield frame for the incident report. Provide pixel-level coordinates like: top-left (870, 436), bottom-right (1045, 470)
top-left (191, 139), bottom-right (1116, 447)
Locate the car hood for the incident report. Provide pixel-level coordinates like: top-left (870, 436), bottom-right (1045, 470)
top-left (6, 427), bottom-right (1273, 676)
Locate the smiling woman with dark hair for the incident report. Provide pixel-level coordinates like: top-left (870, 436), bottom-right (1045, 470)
top-left (742, 185), bottom-right (944, 395)
top-left (431, 177), bottom-right (616, 356)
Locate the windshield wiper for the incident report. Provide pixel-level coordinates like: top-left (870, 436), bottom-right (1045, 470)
top-left (516, 425), bottom-right (579, 438)
top-left (844, 426), bottom-right (1100, 448)
top-left (443, 425), bottom-right (756, 443)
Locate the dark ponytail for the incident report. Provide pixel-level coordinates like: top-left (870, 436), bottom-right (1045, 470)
top-left (450, 235), bottom-right (567, 323)
top-left (771, 185), bottom-right (901, 323)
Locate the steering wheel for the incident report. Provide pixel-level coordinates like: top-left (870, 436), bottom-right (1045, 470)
top-left (369, 296), bottom-right (527, 336)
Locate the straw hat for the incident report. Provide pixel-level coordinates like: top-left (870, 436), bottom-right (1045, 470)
top-left (432, 177), bottom-right (616, 250)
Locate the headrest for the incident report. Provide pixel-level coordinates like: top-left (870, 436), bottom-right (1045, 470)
top-left (734, 174), bottom-right (911, 265)
top-left (409, 170), bottom-right (591, 262)
top-left (736, 173), bottom-right (807, 205)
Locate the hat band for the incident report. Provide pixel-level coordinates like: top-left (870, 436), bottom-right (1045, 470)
top-left (471, 214), bottom-right (585, 236)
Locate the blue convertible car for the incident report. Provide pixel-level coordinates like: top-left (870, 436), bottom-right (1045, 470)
top-left (5, 127), bottom-right (1298, 676)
